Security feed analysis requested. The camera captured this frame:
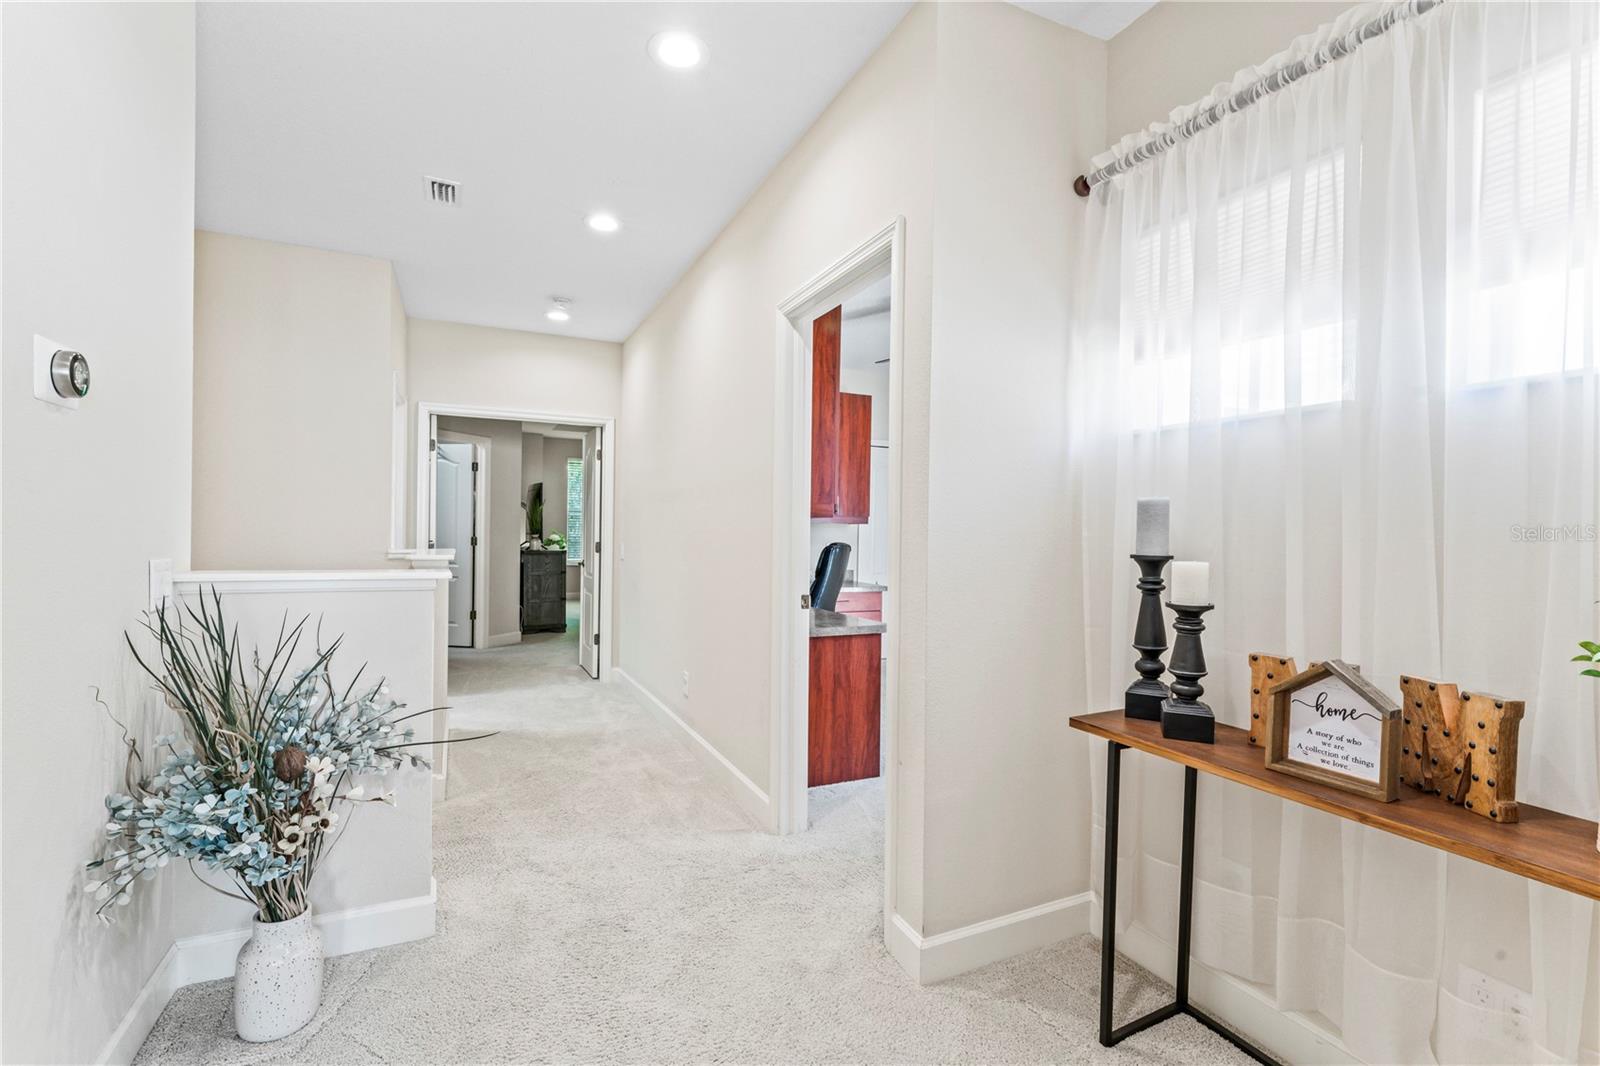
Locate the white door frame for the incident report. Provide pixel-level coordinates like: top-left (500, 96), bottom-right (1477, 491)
top-left (434, 430), bottom-right (490, 650)
top-left (771, 219), bottom-right (906, 911)
top-left (415, 402), bottom-right (615, 680)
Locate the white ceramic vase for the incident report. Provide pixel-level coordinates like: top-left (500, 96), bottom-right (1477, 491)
top-left (233, 909), bottom-right (324, 1042)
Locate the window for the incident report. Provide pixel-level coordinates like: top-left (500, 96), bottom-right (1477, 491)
top-left (1461, 51), bottom-right (1595, 385)
top-left (1126, 153), bottom-right (1347, 428)
top-left (565, 457), bottom-right (583, 563)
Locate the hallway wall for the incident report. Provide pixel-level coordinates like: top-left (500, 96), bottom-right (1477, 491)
top-left (193, 230), bottom-right (405, 570)
top-left (619, 1), bottom-right (937, 923)
top-left (620, 0), bottom-right (1108, 968)
top-left (0, 5), bottom-right (196, 1061)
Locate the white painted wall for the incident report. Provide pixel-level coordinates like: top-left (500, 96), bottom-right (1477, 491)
top-left (1106, 1), bottom-right (1354, 141)
top-left (0, 5), bottom-right (196, 1061)
top-left (922, 0), bottom-right (1104, 934)
top-left (168, 574), bottom-right (438, 932)
top-left (620, 1), bottom-right (937, 922)
top-left (840, 364), bottom-right (890, 441)
top-left (193, 231), bottom-right (405, 570)
top-left (405, 318), bottom-right (622, 437)
top-left (621, 1), bottom-right (1108, 955)
top-left (438, 416), bottom-right (525, 642)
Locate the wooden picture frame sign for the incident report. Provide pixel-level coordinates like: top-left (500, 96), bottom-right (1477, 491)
top-left (1399, 674), bottom-right (1524, 822)
top-left (1265, 660), bottom-right (1400, 802)
top-left (1247, 654), bottom-right (1297, 748)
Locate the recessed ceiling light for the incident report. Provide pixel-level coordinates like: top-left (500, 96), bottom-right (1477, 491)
top-left (586, 212), bottom-right (621, 234)
top-left (546, 297), bottom-right (572, 323)
top-left (649, 30), bottom-right (705, 70)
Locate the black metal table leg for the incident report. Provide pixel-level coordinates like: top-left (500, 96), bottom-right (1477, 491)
top-left (1096, 742), bottom-right (1283, 1065)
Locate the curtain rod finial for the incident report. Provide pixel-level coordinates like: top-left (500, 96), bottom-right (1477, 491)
top-left (1073, 174), bottom-right (1092, 198)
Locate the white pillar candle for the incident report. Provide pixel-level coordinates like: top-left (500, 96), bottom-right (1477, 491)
top-left (1170, 561), bottom-right (1210, 605)
top-left (1134, 497), bottom-right (1170, 556)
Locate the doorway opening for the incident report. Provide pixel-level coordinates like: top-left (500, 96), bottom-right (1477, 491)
top-left (415, 402), bottom-right (615, 681)
top-left (772, 218), bottom-right (906, 931)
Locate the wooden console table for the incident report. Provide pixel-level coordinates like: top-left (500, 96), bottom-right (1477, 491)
top-left (1070, 710), bottom-right (1600, 1065)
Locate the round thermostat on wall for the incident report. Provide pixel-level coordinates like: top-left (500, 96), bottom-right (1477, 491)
top-left (50, 349), bottom-right (89, 399)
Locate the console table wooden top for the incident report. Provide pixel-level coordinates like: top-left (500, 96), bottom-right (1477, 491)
top-left (1071, 710), bottom-right (1600, 902)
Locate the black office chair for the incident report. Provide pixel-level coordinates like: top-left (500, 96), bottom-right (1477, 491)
top-left (809, 542), bottom-right (851, 612)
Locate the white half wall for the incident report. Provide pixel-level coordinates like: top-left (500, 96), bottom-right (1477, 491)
top-left (0, 5), bottom-right (196, 1062)
top-left (91, 570), bottom-right (446, 1065)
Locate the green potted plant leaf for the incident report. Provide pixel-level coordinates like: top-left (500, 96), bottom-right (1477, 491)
top-left (1574, 641), bottom-right (1600, 852)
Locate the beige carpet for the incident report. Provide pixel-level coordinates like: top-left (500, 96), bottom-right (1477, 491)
top-left (134, 610), bottom-right (1252, 1064)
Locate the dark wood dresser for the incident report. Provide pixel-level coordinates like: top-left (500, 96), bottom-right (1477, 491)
top-left (520, 549), bottom-right (567, 633)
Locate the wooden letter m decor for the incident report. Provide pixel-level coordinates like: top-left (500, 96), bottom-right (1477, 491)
top-left (1397, 675), bottom-right (1524, 822)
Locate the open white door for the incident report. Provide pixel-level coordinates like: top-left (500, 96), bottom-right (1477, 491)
top-left (578, 428), bottom-right (600, 678)
top-left (435, 442), bottom-right (476, 648)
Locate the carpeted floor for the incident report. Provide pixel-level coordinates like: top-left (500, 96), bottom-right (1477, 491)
top-left (134, 609), bottom-right (1250, 1064)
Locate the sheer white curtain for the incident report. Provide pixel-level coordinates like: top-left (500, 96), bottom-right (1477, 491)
top-left (1070, 2), bottom-right (1599, 1061)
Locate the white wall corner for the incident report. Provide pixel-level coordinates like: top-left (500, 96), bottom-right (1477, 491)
top-left (886, 892), bottom-right (1094, 986)
top-left (614, 668), bottom-right (775, 832)
top-left (96, 880), bottom-right (437, 1066)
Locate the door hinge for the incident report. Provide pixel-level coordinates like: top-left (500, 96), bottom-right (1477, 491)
top-left (800, 593), bottom-right (812, 609)
top-left (471, 535), bottom-right (478, 547)
top-left (596, 449), bottom-right (602, 462)
top-left (594, 541), bottom-right (600, 555)
top-left (428, 538), bottom-right (436, 549)
top-left (471, 461), bottom-right (479, 472)
top-left (429, 438), bottom-right (437, 452)
top-left (593, 633), bottom-right (600, 646)
top-left (470, 609), bottom-right (477, 621)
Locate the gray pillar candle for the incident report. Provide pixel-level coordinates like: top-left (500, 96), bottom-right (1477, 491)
top-left (1134, 497), bottom-right (1170, 556)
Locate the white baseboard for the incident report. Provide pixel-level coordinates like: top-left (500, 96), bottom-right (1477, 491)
top-left (486, 631), bottom-right (522, 648)
top-left (886, 891), bottom-right (1094, 985)
top-left (614, 667), bottom-right (773, 831)
top-left (97, 944), bottom-right (183, 1066)
top-left (1113, 920), bottom-right (1357, 1065)
top-left (97, 879), bottom-right (437, 1066)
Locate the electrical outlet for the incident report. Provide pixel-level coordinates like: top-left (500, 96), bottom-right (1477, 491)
top-left (1456, 965), bottom-right (1532, 1042)
top-left (148, 559), bottom-right (174, 612)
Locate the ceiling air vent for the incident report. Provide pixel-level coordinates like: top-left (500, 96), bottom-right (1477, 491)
top-left (426, 177), bottom-right (458, 205)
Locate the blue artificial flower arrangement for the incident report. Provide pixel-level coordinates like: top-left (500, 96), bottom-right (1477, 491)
top-left (86, 589), bottom-right (480, 923)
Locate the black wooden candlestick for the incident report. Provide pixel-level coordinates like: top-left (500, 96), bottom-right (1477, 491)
top-left (1125, 554), bottom-right (1173, 720)
top-left (1160, 602), bottom-right (1215, 743)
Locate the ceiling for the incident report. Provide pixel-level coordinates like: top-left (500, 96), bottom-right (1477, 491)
top-left (1012, 2), bottom-right (1157, 40)
top-left (197, 3), bottom-right (912, 342)
top-left (197, 2), bottom-right (1152, 345)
